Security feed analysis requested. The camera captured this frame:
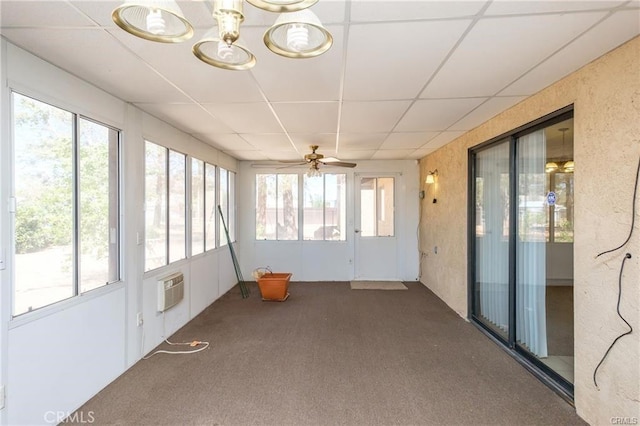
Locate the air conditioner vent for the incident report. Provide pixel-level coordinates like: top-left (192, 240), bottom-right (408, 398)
top-left (158, 272), bottom-right (184, 312)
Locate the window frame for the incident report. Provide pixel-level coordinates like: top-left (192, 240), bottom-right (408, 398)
top-left (10, 91), bottom-right (122, 317)
top-left (144, 140), bottom-right (187, 272)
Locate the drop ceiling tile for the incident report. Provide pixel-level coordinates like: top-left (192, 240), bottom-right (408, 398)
top-left (289, 134), bottom-right (339, 154)
top-left (343, 19), bottom-right (471, 101)
top-left (449, 96), bottom-right (526, 131)
top-left (137, 103), bottom-right (234, 134)
top-left (500, 9), bottom-right (640, 96)
top-left (422, 131), bottom-right (466, 151)
top-left (396, 98), bottom-right (486, 132)
top-left (380, 132), bottom-right (439, 150)
top-left (272, 102), bottom-right (339, 133)
top-left (224, 150), bottom-right (270, 161)
top-left (340, 101), bottom-right (412, 133)
top-left (203, 103), bottom-right (282, 133)
top-left (239, 133), bottom-right (295, 151)
top-left (336, 150), bottom-right (376, 160)
top-left (350, 1), bottom-right (488, 21)
top-left (195, 134), bottom-right (257, 152)
top-left (485, 1), bottom-right (627, 15)
top-left (1, 28), bottom-right (191, 103)
top-left (243, 0), bottom-right (346, 26)
top-left (371, 149), bottom-right (416, 160)
top-left (338, 133), bottom-right (388, 150)
top-left (108, 28), bottom-right (265, 103)
top-left (408, 148), bottom-right (436, 160)
top-left (246, 25), bottom-right (344, 102)
top-left (422, 12), bottom-right (608, 98)
top-left (0, 1), bottom-right (96, 27)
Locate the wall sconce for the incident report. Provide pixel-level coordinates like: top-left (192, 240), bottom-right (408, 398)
top-left (425, 169), bottom-right (438, 184)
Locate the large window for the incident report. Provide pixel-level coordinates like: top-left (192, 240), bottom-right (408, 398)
top-left (303, 174), bottom-right (346, 240)
top-left (144, 141), bottom-right (186, 271)
top-left (12, 92), bottom-right (120, 316)
top-left (256, 174), bottom-right (298, 240)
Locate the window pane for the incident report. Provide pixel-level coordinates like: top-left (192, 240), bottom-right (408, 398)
top-left (360, 178), bottom-right (376, 237)
top-left (13, 93), bottom-right (74, 315)
top-left (191, 158), bottom-right (205, 256)
top-left (553, 173), bottom-right (574, 242)
top-left (169, 151), bottom-right (186, 262)
top-left (229, 172), bottom-right (236, 242)
top-left (303, 175), bottom-right (323, 240)
top-left (79, 118), bottom-right (119, 293)
top-left (377, 177), bottom-right (394, 236)
top-left (145, 142), bottom-right (167, 271)
top-left (325, 174), bottom-right (346, 240)
top-left (277, 174), bottom-right (298, 240)
top-left (256, 174), bottom-right (276, 240)
top-left (205, 163), bottom-right (216, 250)
top-left (303, 174), bottom-right (346, 241)
top-left (219, 168), bottom-right (229, 246)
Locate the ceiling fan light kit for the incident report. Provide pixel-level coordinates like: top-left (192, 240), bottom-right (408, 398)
top-left (112, 0), bottom-right (332, 70)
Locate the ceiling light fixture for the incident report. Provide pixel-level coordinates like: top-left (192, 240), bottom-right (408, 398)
top-left (112, 0), bottom-right (194, 43)
top-left (112, 0), bottom-right (332, 71)
top-left (307, 162), bottom-right (322, 178)
top-left (246, 0), bottom-right (318, 13)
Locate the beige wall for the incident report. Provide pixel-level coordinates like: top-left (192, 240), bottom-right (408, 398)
top-left (419, 36), bottom-right (639, 425)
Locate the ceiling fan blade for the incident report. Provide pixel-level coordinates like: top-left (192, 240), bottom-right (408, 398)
top-left (278, 159), bottom-right (308, 163)
top-left (320, 160), bottom-right (357, 168)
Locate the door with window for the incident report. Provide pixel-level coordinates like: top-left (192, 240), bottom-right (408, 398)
top-left (470, 111), bottom-right (575, 395)
top-left (354, 175), bottom-right (398, 280)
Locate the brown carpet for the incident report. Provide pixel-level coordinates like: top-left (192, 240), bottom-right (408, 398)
top-left (546, 286), bottom-right (574, 356)
top-left (71, 282), bottom-right (585, 425)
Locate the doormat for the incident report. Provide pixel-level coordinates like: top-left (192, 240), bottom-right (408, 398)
top-left (350, 281), bottom-right (408, 290)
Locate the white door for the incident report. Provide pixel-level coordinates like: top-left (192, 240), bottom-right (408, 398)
top-left (354, 175), bottom-right (398, 280)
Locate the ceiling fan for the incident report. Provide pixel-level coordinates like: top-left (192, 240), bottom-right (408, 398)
top-left (281, 145), bottom-right (357, 176)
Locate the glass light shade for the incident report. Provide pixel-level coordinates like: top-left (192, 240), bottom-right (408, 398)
top-left (425, 174), bottom-right (435, 184)
top-left (545, 161), bottom-right (559, 173)
top-left (193, 28), bottom-right (256, 71)
top-left (246, 0), bottom-right (318, 13)
top-left (307, 164), bottom-right (322, 178)
top-left (264, 10), bottom-right (333, 58)
top-left (112, 0), bottom-right (193, 43)
top-left (563, 160), bottom-right (575, 172)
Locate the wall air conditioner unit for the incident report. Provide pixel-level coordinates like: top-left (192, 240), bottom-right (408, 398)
top-left (157, 272), bottom-right (184, 312)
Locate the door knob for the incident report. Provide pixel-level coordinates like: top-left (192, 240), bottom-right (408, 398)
top-left (355, 229), bottom-right (360, 233)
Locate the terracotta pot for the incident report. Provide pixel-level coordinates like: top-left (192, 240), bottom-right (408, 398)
top-left (257, 272), bottom-right (292, 301)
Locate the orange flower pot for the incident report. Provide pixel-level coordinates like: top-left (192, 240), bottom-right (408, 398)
top-left (257, 272), bottom-right (292, 301)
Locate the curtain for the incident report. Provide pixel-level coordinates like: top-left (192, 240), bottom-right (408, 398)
top-left (516, 130), bottom-right (548, 358)
top-left (476, 142), bottom-right (510, 334)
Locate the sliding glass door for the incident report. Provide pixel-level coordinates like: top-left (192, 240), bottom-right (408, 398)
top-left (470, 110), bottom-right (574, 395)
top-left (473, 140), bottom-right (510, 340)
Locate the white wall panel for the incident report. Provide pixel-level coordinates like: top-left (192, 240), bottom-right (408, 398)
top-left (7, 288), bottom-right (126, 425)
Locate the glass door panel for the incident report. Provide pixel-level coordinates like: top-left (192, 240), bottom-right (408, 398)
top-left (473, 141), bottom-right (510, 339)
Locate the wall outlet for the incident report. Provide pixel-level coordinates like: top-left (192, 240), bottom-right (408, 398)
top-left (136, 313), bottom-right (143, 327)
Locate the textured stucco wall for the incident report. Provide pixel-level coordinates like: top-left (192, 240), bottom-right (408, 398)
top-left (419, 36), bottom-right (639, 424)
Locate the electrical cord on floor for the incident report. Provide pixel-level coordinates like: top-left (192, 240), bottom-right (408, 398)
top-left (595, 156), bottom-right (639, 258)
top-left (592, 253), bottom-right (633, 388)
top-left (141, 312), bottom-right (210, 360)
